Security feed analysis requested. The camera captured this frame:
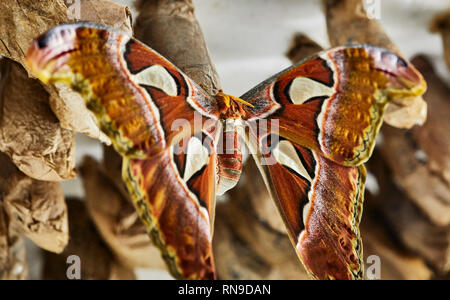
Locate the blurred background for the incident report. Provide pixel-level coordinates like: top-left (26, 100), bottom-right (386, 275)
top-left (1, 0), bottom-right (448, 280)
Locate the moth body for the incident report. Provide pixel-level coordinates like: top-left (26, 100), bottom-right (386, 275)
top-left (216, 118), bottom-right (245, 195)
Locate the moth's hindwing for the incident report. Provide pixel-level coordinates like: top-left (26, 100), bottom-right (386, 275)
top-left (248, 129), bottom-right (365, 280)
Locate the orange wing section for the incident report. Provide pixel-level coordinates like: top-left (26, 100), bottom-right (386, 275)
top-left (241, 45), bottom-right (426, 166)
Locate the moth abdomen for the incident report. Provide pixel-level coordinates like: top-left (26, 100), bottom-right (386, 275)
top-left (216, 126), bottom-right (243, 196)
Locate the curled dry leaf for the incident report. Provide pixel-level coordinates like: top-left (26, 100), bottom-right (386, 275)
top-left (75, 0), bottom-right (133, 33)
top-left (430, 10), bottom-right (450, 71)
top-left (1, 151), bottom-right (67, 278)
top-left (322, 0), bottom-right (427, 128)
top-left (80, 156), bottom-right (166, 270)
top-left (367, 149), bottom-right (450, 274)
top-left (0, 152), bottom-right (69, 254)
top-left (0, 59), bottom-right (76, 181)
top-left (0, 0), bottom-right (67, 67)
top-left (361, 197), bottom-right (432, 280)
top-left (43, 199), bottom-right (136, 280)
top-left (286, 33), bottom-right (326, 63)
top-left (47, 83), bottom-right (111, 145)
top-left (383, 96), bottom-right (427, 128)
top-left (214, 187), bottom-right (309, 280)
top-left (0, 1), bottom-right (79, 179)
top-left (3, 176), bottom-right (69, 254)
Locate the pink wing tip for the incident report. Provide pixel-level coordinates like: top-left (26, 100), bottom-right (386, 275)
top-left (370, 47), bottom-right (427, 94)
top-left (26, 25), bottom-right (78, 81)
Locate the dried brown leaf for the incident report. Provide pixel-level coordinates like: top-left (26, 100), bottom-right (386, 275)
top-left (430, 10), bottom-right (450, 71)
top-left (361, 198), bottom-right (432, 280)
top-left (43, 198), bottom-right (136, 280)
top-left (135, 0), bottom-right (222, 95)
top-left (0, 0), bottom-right (68, 67)
top-left (0, 152), bottom-right (69, 253)
top-left (367, 149), bottom-right (450, 273)
top-left (0, 60), bottom-right (76, 181)
top-left (80, 156), bottom-right (166, 270)
top-left (0, 204), bottom-right (28, 280)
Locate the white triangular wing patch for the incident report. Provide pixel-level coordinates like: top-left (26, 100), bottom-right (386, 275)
top-left (183, 137), bottom-right (210, 182)
top-left (273, 140), bottom-right (312, 182)
top-left (132, 65), bottom-right (178, 96)
top-left (289, 77), bottom-right (333, 104)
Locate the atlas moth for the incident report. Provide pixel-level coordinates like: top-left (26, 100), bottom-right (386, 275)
top-left (26, 22), bottom-right (426, 280)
